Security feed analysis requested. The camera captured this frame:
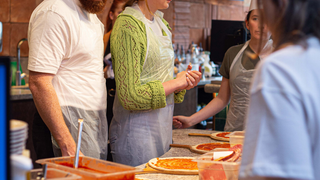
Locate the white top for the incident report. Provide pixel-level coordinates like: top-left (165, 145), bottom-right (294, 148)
top-left (132, 4), bottom-right (162, 36)
top-left (28, 0), bottom-right (106, 110)
top-left (239, 37), bottom-right (320, 180)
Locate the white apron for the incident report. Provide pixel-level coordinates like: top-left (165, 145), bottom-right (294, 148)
top-left (51, 2), bottom-right (108, 160)
top-left (225, 40), bottom-right (273, 131)
top-left (109, 7), bottom-right (175, 166)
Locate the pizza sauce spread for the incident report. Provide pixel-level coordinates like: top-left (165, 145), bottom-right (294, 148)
top-left (216, 132), bottom-right (230, 138)
top-left (154, 158), bottom-right (198, 170)
top-left (196, 143), bottom-right (230, 151)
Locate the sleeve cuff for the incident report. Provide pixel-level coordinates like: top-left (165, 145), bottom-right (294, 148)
top-left (149, 81), bottom-right (167, 110)
top-left (174, 89), bottom-right (186, 103)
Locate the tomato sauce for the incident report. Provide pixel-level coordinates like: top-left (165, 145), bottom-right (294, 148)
top-left (196, 143), bottom-right (230, 151)
top-left (155, 158), bottom-right (198, 170)
top-left (216, 132), bottom-right (230, 138)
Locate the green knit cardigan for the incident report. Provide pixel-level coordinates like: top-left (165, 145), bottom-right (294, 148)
top-left (110, 13), bottom-right (186, 111)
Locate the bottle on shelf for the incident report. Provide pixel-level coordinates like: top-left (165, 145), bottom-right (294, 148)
top-left (180, 45), bottom-right (186, 64)
top-left (186, 48), bottom-right (191, 65)
top-left (175, 44), bottom-right (181, 65)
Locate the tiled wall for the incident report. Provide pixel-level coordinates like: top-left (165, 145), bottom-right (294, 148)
top-left (161, 0), bottom-right (249, 51)
top-left (0, 0), bottom-right (248, 61)
top-left (0, 0), bottom-right (113, 57)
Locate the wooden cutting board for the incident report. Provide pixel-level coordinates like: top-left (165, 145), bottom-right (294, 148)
top-left (170, 142), bottom-right (230, 154)
top-left (188, 132), bottom-right (230, 141)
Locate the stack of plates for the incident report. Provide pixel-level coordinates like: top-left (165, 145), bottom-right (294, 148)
top-left (10, 120), bottom-right (28, 155)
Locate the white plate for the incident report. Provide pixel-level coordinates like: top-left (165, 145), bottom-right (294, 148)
top-left (11, 146), bottom-right (24, 154)
top-left (11, 132), bottom-right (28, 140)
top-left (10, 141), bottom-right (26, 148)
top-left (10, 128), bottom-right (28, 134)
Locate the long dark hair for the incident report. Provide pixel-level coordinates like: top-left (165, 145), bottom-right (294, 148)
top-left (259, 0), bottom-right (320, 49)
top-left (243, 10), bottom-right (253, 34)
top-left (106, 0), bottom-right (127, 32)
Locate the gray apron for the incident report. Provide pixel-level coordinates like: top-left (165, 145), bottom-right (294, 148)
top-left (225, 40), bottom-right (273, 131)
top-left (109, 7), bottom-right (175, 166)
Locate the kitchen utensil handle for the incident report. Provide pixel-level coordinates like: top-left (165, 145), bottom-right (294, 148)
top-left (74, 119), bottom-right (84, 168)
top-left (170, 144), bottom-right (192, 150)
top-left (188, 133), bottom-right (212, 137)
top-left (42, 164), bottom-right (47, 180)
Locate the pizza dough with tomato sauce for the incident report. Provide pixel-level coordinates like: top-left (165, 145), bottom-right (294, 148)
top-left (148, 157), bottom-right (198, 173)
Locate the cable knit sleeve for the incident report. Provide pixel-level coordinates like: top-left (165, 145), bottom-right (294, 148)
top-left (111, 15), bottom-right (167, 111)
top-left (174, 90), bottom-right (186, 103)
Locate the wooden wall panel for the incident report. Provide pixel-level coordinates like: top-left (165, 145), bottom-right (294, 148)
top-left (218, 4), bottom-right (246, 21)
top-left (190, 3), bottom-right (205, 28)
top-left (173, 27), bottom-right (190, 50)
top-left (162, 3), bottom-right (174, 28)
top-left (190, 28), bottom-right (204, 48)
top-left (169, 0), bottom-right (246, 51)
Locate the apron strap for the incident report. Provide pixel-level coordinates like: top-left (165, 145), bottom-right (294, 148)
top-left (230, 40), bottom-right (250, 72)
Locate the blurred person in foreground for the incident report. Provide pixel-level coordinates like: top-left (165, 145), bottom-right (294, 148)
top-left (240, 0), bottom-right (320, 180)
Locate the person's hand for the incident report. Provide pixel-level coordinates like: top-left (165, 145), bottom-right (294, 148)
top-left (103, 66), bottom-right (109, 79)
top-left (175, 71), bottom-right (188, 91)
top-left (60, 140), bottom-right (84, 157)
top-left (173, 116), bottom-right (193, 129)
top-left (185, 70), bottom-right (202, 90)
top-left (61, 148), bottom-right (84, 157)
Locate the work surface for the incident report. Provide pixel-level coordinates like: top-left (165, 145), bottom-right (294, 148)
top-left (135, 129), bottom-right (223, 180)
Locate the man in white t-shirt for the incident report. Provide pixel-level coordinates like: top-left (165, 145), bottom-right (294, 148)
top-left (28, 0), bottom-right (108, 159)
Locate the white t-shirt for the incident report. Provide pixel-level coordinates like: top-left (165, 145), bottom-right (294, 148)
top-left (28, 0), bottom-right (106, 110)
top-left (239, 37), bottom-right (320, 180)
top-left (132, 4), bottom-right (162, 36)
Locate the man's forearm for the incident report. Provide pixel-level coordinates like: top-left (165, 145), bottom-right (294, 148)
top-left (29, 74), bottom-right (77, 156)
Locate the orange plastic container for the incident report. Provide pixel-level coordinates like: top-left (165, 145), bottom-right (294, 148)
top-left (29, 168), bottom-right (81, 180)
top-left (193, 152), bottom-right (240, 180)
top-left (228, 131), bottom-right (245, 147)
top-left (36, 156), bottom-right (142, 180)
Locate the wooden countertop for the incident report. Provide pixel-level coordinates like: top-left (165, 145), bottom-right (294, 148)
top-left (11, 88), bottom-right (33, 101)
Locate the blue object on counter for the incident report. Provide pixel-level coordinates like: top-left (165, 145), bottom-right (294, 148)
top-left (0, 56), bottom-right (11, 179)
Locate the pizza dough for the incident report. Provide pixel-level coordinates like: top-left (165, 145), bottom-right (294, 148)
top-left (211, 132), bottom-right (230, 141)
top-left (148, 157), bottom-right (198, 174)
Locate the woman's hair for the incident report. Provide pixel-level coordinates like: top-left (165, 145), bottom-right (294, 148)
top-left (243, 10), bottom-right (253, 34)
top-left (106, 0), bottom-right (127, 32)
top-left (260, 0), bottom-right (320, 49)
top-left (124, 0), bottom-right (153, 15)
top-left (125, 0), bottom-right (139, 7)
top-left (246, 11), bottom-right (253, 23)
